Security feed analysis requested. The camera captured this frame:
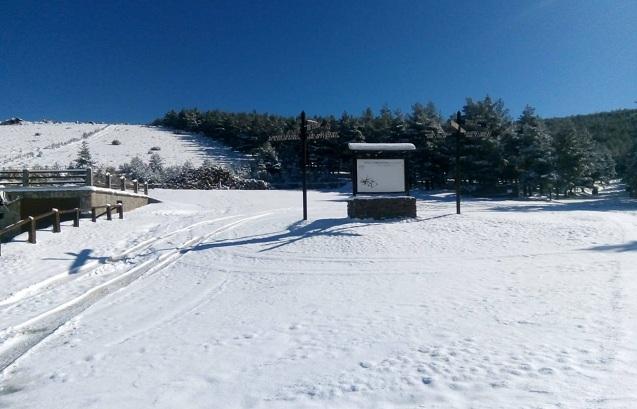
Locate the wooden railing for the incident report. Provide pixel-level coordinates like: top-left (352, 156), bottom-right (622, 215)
top-left (91, 202), bottom-right (124, 222)
top-left (0, 207), bottom-right (80, 256)
top-left (0, 202), bottom-right (125, 256)
top-left (0, 169), bottom-right (92, 187)
top-left (101, 174), bottom-right (149, 195)
top-left (0, 168), bottom-right (149, 194)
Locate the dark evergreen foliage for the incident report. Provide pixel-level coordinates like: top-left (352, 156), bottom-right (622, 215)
top-left (72, 141), bottom-right (95, 169)
top-left (153, 99), bottom-right (632, 196)
top-left (545, 109), bottom-right (637, 175)
top-left (117, 155), bottom-right (269, 190)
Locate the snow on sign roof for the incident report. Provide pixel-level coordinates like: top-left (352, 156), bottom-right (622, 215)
top-left (348, 143), bottom-right (416, 151)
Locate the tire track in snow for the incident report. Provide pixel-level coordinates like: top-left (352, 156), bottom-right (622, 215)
top-left (0, 211), bottom-right (276, 373)
top-left (0, 214), bottom-right (244, 309)
top-left (109, 274), bottom-right (234, 347)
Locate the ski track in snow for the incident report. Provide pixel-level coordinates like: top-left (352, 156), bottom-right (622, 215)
top-left (0, 188), bottom-right (636, 408)
top-left (0, 214), bottom-right (246, 310)
top-left (0, 211), bottom-right (279, 373)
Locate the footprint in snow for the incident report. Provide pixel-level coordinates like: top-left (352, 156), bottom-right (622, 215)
top-left (538, 367), bottom-right (554, 375)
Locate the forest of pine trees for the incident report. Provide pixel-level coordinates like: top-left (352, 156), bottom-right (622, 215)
top-left (153, 97), bottom-right (637, 197)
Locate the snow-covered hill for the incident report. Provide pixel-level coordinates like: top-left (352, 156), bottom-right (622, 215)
top-left (0, 122), bottom-right (251, 169)
top-left (1, 187), bottom-right (636, 408)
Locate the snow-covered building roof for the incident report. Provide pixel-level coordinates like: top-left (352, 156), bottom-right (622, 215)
top-left (347, 143), bottom-right (416, 151)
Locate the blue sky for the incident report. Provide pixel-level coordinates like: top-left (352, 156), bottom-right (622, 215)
top-left (1, 0), bottom-right (636, 123)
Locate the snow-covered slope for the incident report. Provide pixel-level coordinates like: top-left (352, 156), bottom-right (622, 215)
top-left (0, 122), bottom-right (250, 169)
top-left (1, 187), bottom-right (637, 408)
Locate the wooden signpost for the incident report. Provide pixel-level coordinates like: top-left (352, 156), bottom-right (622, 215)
top-left (269, 111), bottom-right (339, 220)
top-left (450, 111), bottom-right (491, 215)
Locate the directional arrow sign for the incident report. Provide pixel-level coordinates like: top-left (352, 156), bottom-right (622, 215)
top-left (449, 121), bottom-right (491, 138)
top-left (449, 120), bottom-right (466, 134)
top-left (306, 120), bottom-right (321, 130)
top-left (269, 132), bottom-right (300, 142)
top-left (466, 130), bottom-right (491, 138)
top-left (269, 130), bottom-right (338, 142)
top-left (307, 131), bottom-right (339, 140)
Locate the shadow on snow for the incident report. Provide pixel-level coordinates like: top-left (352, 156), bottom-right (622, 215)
top-left (186, 218), bottom-right (366, 253)
top-left (43, 249), bottom-right (108, 273)
top-left (585, 241), bottom-right (637, 252)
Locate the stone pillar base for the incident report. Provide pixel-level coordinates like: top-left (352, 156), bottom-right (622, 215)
top-left (347, 196), bottom-right (417, 220)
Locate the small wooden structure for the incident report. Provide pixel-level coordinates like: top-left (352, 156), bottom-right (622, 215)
top-left (347, 143), bottom-right (417, 219)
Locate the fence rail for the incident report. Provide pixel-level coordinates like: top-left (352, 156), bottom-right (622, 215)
top-left (0, 207), bottom-right (81, 256)
top-left (0, 202), bottom-right (125, 256)
top-left (0, 168), bottom-right (149, 194)
top-left (91, 202), bottom-right (123, 222)
top-left (0, 169), bottom-right (92, 187)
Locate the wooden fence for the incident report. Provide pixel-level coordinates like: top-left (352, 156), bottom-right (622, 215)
top-left (91, 202), bottom-right (123, 222)
top-left (0, 169), bottom-right (92, 187)
top-left (0, 168), bottom-right (148, 194)
top-left (0, 202), bottom-right (124, 257)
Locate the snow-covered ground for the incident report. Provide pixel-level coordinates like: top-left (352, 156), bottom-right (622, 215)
top-left (1, 186), bottom-right (637, 408)
top-left (0, 122), bottom-right (250, 169)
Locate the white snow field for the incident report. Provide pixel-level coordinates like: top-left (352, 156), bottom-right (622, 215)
top-left (0, 122), bottom-right (250, 169)
top-left (1, 186), bottom-right (637, 408)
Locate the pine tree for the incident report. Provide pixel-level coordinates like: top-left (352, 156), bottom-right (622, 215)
top-left (552, 122), bottom-right (592, 195)
top-left (460, 96), bottom-right (513, 190)
top-left (624, 142), bottom-right (637, 196)
top-left (74, 141), bottom-right (95, 169)
top-left (589, 143), bottom-right (616, 186)
top-left (149, 153), bottom-right (164, 173)
top-left (406, 103), bottom-right (446, 188)
top-left (503, 106), bottom-right (554, 196)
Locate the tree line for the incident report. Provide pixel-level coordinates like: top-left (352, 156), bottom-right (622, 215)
top-left (153, 97), bottom-right (636, 197)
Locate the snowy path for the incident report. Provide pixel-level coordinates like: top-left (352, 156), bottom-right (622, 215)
top-left (1, 188), bottom-right (637, 408)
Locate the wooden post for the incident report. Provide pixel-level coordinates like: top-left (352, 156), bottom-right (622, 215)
top-left (22, 169), bottom-right (29, 187)
top-left (120, 176), bottom-right (126, 191)
top-left (133, 179), bottom-right (139, 193)
top-left (92, 207), bottom-right (97, 222)
top-left (144, 182), bottom-right (149, 195)
top-left (455, 111), bottom-right (462, 215)
top-left (52, 208), bottom-right (61, 233)
top-left (352, 157), bottom-right (358, 196)
top-left (106, 204), bottom-right (112, 221)
top-left (106, 173), bottom-right (112, 189)
top-left (85, 168), bottom-right (93, 186)
top-left (300, 111), bottom-right (308, 221)
top-left (28, 216), bottom-right (36, 244)
top-left (73, 208), bottom-right (80, 227)
top-left (117, 200), bottom-right (124, 219)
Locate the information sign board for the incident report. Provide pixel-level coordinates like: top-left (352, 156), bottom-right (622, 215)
top-left (356, 159), bottom-right (406, 193)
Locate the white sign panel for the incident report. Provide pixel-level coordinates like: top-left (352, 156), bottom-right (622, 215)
top-left (356, 159), bottom-right (405, 193)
